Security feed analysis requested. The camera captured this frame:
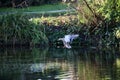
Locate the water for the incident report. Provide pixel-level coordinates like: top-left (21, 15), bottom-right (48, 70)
top-left (0, 47), bottom-right (120, 80)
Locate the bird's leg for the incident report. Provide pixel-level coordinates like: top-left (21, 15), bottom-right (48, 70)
top-left (63, 46), bottom-right (66, 48)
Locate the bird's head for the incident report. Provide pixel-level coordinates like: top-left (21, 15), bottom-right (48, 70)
top-left (75, 34), bottom-right (79, 37)
top-left (71, 34), bottom-right (79, 39)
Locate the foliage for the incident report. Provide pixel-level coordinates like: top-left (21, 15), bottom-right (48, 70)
top-left (97, 0), bottom-right (120, 22)
top-left (0, 10), bottom-right (119, 47)
top-left (0, 14), bottom-right (82, 47)
top-left (29, 15), bottom-right (81, 45)
top-left (0, 0), bottom-right (62, 7)
top-left (31, 0), bottom-right (62, 5)
top-left (31, 15), bottom-right (78, 27)
top-left (0, 14), bottom-right (48, 46)
top-left (0, 0), bottom-right (11, 7)
top-left (64, 0), bottom-right (120, 46)
top-left (114, 27), bottom-right (120, 39)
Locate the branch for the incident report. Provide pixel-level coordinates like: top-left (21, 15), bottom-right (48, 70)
top-left (83, 0), bottom-right (96, 17)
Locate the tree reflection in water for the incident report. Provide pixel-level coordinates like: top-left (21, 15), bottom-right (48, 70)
top-left (0, 47), bottom-right (120, 80)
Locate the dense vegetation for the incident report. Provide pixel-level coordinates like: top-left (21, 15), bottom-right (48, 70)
top-left (0, 14), bottom-right (80, 47)
top-left (0, 14), bottom-right (48, 47)
top-left (0, 0), bottom-right (62, 7)
top-left (0, 0), bottom-right (120, 47)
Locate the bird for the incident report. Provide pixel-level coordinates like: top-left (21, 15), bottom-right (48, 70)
top-left (58, 34), bottom-right (79, 49)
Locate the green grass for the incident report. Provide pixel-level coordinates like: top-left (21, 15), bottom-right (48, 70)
top-left (0, 3), bottom-right (68, 13)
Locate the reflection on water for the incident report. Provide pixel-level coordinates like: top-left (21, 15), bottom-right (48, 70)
top-left (0, 47), bottom-right (120, 80)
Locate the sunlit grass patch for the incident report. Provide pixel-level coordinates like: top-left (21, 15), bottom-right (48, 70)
top-left (0, 3), bottom-right (68, 13)
top-left (116, 59), bottom-right (120, 68)
top-left (114, 27), bottom-right (120, 39)
top-left (30, 15), bottom-right (79, 26)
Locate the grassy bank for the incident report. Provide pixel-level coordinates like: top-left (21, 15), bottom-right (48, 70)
top-left (0, 3), bottom-right (68, 13)
top-left (0, 13), bottom-right (119, 47)
top-left (0, 3), bottom-right (75, 17)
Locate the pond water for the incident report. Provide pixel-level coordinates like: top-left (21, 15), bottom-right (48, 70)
top-left (0, 47), bottom-right (120, 80)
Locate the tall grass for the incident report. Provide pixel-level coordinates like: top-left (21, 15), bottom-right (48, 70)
top-left (0, 14), bottom-right (48, 46)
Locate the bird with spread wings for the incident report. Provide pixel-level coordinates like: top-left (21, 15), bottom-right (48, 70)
top-left (58, 34), bottom-right (79, 49)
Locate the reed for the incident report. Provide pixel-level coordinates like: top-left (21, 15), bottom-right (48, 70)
top-left (0, 14), bottom-right (48, 46)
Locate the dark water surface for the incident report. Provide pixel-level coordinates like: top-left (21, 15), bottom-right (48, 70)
top-left (0, 47), bottom-right (120, 80)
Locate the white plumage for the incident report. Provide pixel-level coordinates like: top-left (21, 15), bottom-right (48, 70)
top-left (58, 34), bottom-right (79, 49)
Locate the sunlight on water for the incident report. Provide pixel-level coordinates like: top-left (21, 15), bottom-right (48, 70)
top-left (0, 47), bottom-right (120, 80)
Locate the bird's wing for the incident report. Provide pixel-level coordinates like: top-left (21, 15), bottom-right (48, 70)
top-left (64, 35), bottom-right (71, 42)
top-left (70, 34), bottom-right (79, 42)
